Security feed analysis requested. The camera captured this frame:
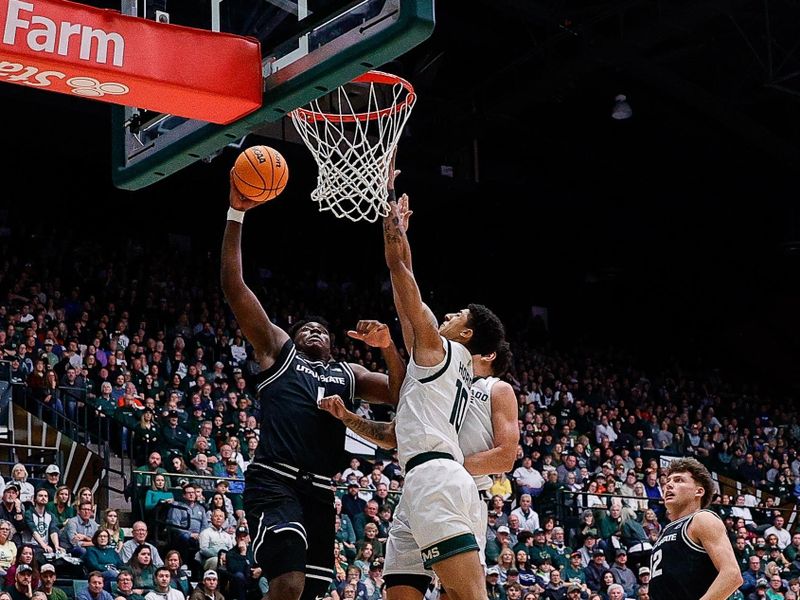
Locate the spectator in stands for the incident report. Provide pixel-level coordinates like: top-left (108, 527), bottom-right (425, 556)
top-left (514, 456), bottom-right (546, 499)
top-left (39, 466), bottom-right (61, 502)
top-left (9, 563), bottom-right (36, 600)
top-left (22, 488), bottom-right (62, 559)
top-left (511, 494), bottom-right (540, 533)
top-left (166, 484), bottom-right (205, 567)
top-left (120, 523), bottom-right (163, 568)
top-left (72, 488), bottom-right (94, 514)
top-left (189, 455), bottom-right (215, 495)
top-left (765, 514), bottom-right (791, 550)
top-left (112, 570), bottom-right (144, 600)
top-left (163, 550), bottom-right (190, 598)
top-left (9, 466), bottom-right (33, 507)
top-left (127, 545), bottom-right (157, 596)
top-left (226, 532), bottom-right (262, 600)
top-left (84, 529), bottom-right (124, 590)
top-left (144, 475), bottom-right (173, 516)
top-left (490, 473), bottom-right (514, 502)
top-left (144, 567), bottom-right (184, 600)
top-left (188, 570), bottom-right (223, 600)
top-left (100, 509), bottom-right (124, 552)
top-left (38, 564), bottom-right (67, 600)
top-left (609, 548), bottom-right (636, 598)
top-left (585, 549), bottom-right (610, 592)
top-left (79, 571), bottom-right (115, 600)
top-left (204, 493), bottom-right (235, 535)
top-left (196, 509), bottom-right (234, 571)
top-left (61, 502), bottom-right (98, 557)
top-left (5, 544), bottom-right (39, 589)
top-left (742, 555), bottom-right (765, 595)
top-left (0, 519), bottom-right (16, 575)
top-left (336, 566), bottom-right (367, 600)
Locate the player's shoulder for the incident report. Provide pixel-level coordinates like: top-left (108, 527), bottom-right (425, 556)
top-left (688, 508), bottom-right (725, 536)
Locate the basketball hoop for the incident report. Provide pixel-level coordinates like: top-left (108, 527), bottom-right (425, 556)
top-left (290, 71), bottom-right (416, 223)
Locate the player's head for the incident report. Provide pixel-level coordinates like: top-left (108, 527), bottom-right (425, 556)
top-left (664, 457), bottom-right (714, 509)
top-left (289, 316), bottom-right (332, 360)
top-left (473, 340), bottom-right (513, 378)
top-left (439, 303), bottom-right (505, 355)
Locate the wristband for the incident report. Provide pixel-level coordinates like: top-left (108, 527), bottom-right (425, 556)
top-left (227, 207), bottom-right (245, 223)
top-left (387, 189), bottom-right (397, 202)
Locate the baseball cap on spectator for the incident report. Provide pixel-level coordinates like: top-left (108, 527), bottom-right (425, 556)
top-left (167, 410), bottom-right (179, 418)
top-left (486, 567), bottom-right (500, 576)
top-left (45, 464), bottom-right (60, 475)
top-left (17, 565), bottom-right (32, 574)
top-left (4, 483), bottom-right (20, 493)
top-left (571, 550), bottom-right (582, 557)
top-left (236, 526), bottom-right (249, 537)
top-left (568, 584), bottom-right (582, 593)
top-left (226, 458), bottom-right (238, 465)
top-left (497, 526), bottom-right (510, 535)
top-left (592, 549), bottom-right (605, 557)
top-left (40, 564), bottom-right (56, 574)
top-left (203, 570), bottom-right (218, 579)
top-left (757, 578), bottom-right (768, 588)
top-left (232, 367), bottom-right (242, 374)
top-left (639, 567), bottom-right (651, 576)
top-left (214, 362), bottom-right (224, 369)
top-left (44, 339), bottom-right (54, 345)
top-left (215, 479), bottom-right (229, 487)
top-left (616, 547), bottom-right (628, 556)
top-left (756, 544), bottom-right (768, 551)
top-left (533, 528), bottom-right (545, 535)
top-left (370, 561), bottom-right (383, 571)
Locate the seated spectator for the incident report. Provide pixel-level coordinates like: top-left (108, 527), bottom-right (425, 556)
top-left (164, 550), bottom-right (191, 598)
top-left (336, 566), bottom-right (367, 600)
top-left (4, 544), bottom-right (39, 590)
top-left (120, 523), bottom-right (164, 568)
top-left (196, 509), bottom-right (234, 571)
top-left (189, 455), bottom-right (215, 495)
top-left (490, 473), bottom-right (513, 501)
top-left (358, 523), bottom-right (384, 559)
top-left (561, 550), bottom-right (587, 586)
top-left (0, 520), bottom-right (18, 578)
top-left (353, 543), bottom-right (375, 579)
top-left (514, 456), bottom-right (545, 499)
top-left (39, 563), bottom-right (67, 600)
top-left (60, 502), bottom-right (98, 557)
top-left (9, 465), bottom-right (34, 507)
top-left (334, 513), bottom-right (357, 563)
top-left (23, 489), bottom-right (62, 560)
top-left (765, 514), bottom-right (792, 551)
top-left (205, 493), bottom-right (236, 535)
top-left (84, 529), bottom-right (124, 590)
top-left (144, 474), bottom-right (173, 515)
top-left (100, 509), bottom-right (124, 552)
top-left (144, 567), bottom-right (184, 600)
top-left (497, 548), bottom-right (516, 585)
top-left (0, 483), bottom-right (26, 540)
top-left (126, 545), bottom-right (157, 595)
top-left (72, 488), bottom-right (96, 516)
top-left (166, 484), bottom-right (206, 564)
top-left (112, 570), bottom-right (145, 600)
top-left (641, 509), bottom-right (661, 540)
top-left (188, 570), bottom-right (224, 600)
top-left (226, 533), bottom-right (263, 600)
top-left (584, 549), bottom-right (610, 592)
top-left (8, 564), bottom-right (36, 600)
top-left (489, 494), bottom-right (511, 526)
top-left (78, 571), bottom-right (115, 600)
top-left (511, 494), bottom-right (540, 533)
top-left (39, 466), bottom-right (62, 502)
top-left (45, 486), bottom-right (75, 530)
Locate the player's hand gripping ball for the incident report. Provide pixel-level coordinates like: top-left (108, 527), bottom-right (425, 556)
top-left (232, 145), bottom-right (289, 202)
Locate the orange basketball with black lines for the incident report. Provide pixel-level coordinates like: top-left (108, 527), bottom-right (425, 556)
top-left (233, 145), bottom-right (289, 202)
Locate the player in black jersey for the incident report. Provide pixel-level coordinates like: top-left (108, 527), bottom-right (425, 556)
top-left (221, 174), bottom-right (405, 600)
top-left (649, 457), bottom-right (742, 600)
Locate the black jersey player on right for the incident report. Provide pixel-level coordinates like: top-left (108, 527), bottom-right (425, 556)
top-left (649, 457), bottom-right (742, 600)
top-left (221, 173), bottom-right (403, 600)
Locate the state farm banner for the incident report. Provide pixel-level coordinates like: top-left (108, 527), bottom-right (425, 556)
top-left (0, 0), bottom-right (263, 124)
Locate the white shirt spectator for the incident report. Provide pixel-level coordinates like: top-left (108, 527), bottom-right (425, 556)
top-left (513, 462), bottom-right (545, 493)
top-left (510, 498), bottom-right (539, 533)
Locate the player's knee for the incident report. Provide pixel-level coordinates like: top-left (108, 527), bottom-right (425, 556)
top-left (269, 571), bottom-right (305, 600)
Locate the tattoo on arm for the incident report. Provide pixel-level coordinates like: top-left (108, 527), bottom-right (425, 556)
top-left (341, 413), bottom-right (397, 449)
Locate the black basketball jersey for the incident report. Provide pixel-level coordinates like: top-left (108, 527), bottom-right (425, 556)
top-left (649, 509), bottom-right (720, 600)
top-left (251, 339), bottom-right (356, 477)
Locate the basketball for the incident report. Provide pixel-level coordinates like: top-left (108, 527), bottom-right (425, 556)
top-left (232, 145), bottom-right (289, 202)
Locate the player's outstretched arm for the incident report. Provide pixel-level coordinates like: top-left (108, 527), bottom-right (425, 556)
top-left (383, 197), bottom-right (442, 367)
top-left (691, 511), bottom-right (744, 600)
top-left (347, 320), bottom-right (405, 407)
top-left (318, 395), bottom-right (397, 449)
top-left (463, 379), bottom-right (518, 476)
top-left (221, 170), bottom-right (288, 369)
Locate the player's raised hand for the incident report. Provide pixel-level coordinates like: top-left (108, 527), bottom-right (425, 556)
top-left (347, 320), bottom-right (391, 348)
top-left (318, 395), bottom-right (347, 419)
top-left (397, 193), bottom-right (412, 230)
top-left (228, 169), bottom-right (266, 212)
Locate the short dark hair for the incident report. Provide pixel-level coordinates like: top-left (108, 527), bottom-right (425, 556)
top-left (665, 457), bottom-right (714, 508)
top-left (490, 341), bottom-right (513, 377)
top-left (465, 303), bottom-right (505, 356)
top-left (288, 316), bottom-right (330, 341)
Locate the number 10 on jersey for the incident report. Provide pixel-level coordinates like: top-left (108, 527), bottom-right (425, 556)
top-left (449, 379), bottom-right (469, 432)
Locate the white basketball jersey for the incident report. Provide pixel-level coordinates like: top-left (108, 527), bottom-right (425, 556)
top-left (395, 337), bottom-right (472, 469)
top-left (459, 375), bottom-right (498, 491)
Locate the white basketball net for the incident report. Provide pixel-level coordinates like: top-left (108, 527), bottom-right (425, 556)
top-left (290, 72), bottom-right (416, 222)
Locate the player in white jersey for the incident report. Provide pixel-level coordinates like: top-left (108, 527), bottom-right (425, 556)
top-left (379, 167), bottom-right (506, 600)
top-left (319, 338), bottom-right (518, 600)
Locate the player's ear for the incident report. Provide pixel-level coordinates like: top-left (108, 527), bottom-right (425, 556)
top-left (695, 486), bottom-right (705, 499)
top-left (479, 351), bottom-right (496, 365)
top-left (460, 327), bottom-right (473, 343)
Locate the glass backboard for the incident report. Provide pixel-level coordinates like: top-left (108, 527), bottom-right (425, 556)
top-left (111, 0), bottom-right (434, 190)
